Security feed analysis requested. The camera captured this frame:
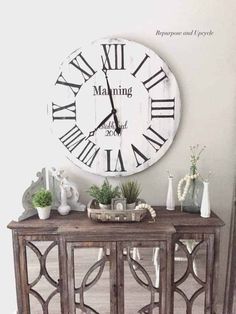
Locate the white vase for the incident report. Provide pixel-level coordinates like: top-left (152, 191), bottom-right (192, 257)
top-left (36, 206), bottom-right (51, 220)
top-left (58, 184), bottom-right (71, 215)
top-left (200, 181), bottom-right (211, 218)
top-left (166, 176), bottom-right (175, 210)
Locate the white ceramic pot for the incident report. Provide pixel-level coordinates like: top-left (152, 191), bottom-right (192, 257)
top-left (36, 206), bottom-right (51, 220)
top-left (127, 202), bottom-right (136, 210)
top-left (99, 203), bottom-right (111, 210)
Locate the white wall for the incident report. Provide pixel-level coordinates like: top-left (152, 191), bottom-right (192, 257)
top-left (1, 0), bottom-right (235, 312)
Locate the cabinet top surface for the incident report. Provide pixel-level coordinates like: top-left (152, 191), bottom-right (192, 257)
top-left (7, 207), bottom-right (224, 235)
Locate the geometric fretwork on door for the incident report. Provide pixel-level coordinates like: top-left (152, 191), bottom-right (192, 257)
top-left (68, 244), bottom-right (113, 314)
top-left (174, 238), bottom-right (208, 314)
top-left (126, 247), bottom-right (160, 314)
top-left (26, 241), bottom-right (60, 314)
top-left (74, 251), bottom-right (108, 313)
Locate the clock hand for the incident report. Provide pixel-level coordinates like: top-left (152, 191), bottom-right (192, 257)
top-left (86, 111), bottom-right (113, 140)
top-left (102, 62), bottom-right (121, 135)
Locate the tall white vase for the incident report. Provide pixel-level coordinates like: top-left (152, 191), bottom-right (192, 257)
top-left (166, 176), bottom-right (175, 210)
top-left (58, 185), bottom-right (71, 215)
top-left (200, 181), bottom-right (211, 218)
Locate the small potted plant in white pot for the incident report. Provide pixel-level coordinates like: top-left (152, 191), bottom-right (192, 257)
top-left (120, 180), bottom-right (141, 209)
top-left (88, 179), bottom-right (120, 209)
top-left (32, 188), bottom-right (53, 220)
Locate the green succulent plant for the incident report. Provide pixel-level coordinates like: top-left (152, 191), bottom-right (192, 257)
top-left (120, 180), bottom-right (141, 204)
top-left (88, 179), bottom-right (120, 205)
top-left (32, 188), bottom-right (52, 208)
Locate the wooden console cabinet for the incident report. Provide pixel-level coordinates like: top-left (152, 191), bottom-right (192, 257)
top-left (8, 207), bottom-right (224, 314)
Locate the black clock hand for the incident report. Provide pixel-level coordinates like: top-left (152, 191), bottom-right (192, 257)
top-left (86, 111), bottom-right (113, 140)
top-left (102, 64), bottom-right (121, 134)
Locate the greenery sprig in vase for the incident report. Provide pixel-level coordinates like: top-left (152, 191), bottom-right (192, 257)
top-left (88, 179), bottom-right (120, 209)
top-left (177, 145), bottom-right (205, 213)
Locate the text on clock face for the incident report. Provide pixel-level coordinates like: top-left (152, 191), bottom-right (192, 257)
top-left (93, 85), bottom-right (133, 98)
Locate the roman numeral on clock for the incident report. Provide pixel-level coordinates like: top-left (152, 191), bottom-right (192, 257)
top-left (52, 102), bottom-right (76, 120)
top-left (151, 98), bottom-right (175, 119)
top-left (131, 53), bottom-right (168, 91)
top-left (105, 149), bottom-right (126, 172)
top-left (70, 52), bottom-right (96, 83)
top-left (56, 73), bottom-right (82, 97)
top-left (142, 68), bottom-right (167, 91)
top-left (143, 126), bottom-right (167, 152)
top-left (131, 144), bottom-right (150, 167)
top-left (101, 43), bottom-right (125, 70)
top-left (131, 53), bottom-right (150, 77)
top-left (59, 125), bottom-right (100, 167)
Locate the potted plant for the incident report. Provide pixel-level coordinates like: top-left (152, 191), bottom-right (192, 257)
top-left (32, 188), bottom-right (53, 219)
top-left (120, 180), bottom-right (141, 209)
top-left (88, 179), bottom-right (120, 209)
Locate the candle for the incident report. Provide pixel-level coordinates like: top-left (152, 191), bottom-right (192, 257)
top-left (45, 167), bottom-right (50, 190)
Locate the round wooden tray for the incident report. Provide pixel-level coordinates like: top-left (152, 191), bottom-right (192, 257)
top-left (87, 199), bottom-right (147, 222)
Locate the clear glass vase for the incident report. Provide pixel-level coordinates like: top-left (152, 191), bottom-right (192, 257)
top-left (182, 177), bottom-right (203, 213)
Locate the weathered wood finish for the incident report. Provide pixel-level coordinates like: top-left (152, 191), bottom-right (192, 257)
top-left (8, 206), bottom-right (224, 314)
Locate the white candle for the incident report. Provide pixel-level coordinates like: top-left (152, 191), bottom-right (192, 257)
top-left (45, 167), bottom-right (50, 190)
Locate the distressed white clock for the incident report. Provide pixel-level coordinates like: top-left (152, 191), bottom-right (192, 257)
top-left (49, 38), bottom-right (181, 176)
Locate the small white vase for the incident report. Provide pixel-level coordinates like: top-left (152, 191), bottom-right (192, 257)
top-left (166, 176), bottom-right (175, 210)
top-left (58, 204), bottom-right (71, 215)
top-left (36, 206), bottom-right (51, 220)
top-left (200, 181), bottom-right (211, 218)
top-left (58, 184), bottom-right (71, 215)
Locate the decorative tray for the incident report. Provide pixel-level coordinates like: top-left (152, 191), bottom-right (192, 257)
top-left (87, 199), bottom-right (147, 222)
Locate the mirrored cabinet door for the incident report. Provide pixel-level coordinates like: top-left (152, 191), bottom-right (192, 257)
top-left (67, 242), bottom-right (117, 314)
top-left (25, 239), bottom-right (61, 314)
top-left (117, 241), bottom-right (169, 314)
top-left (173, 234), bottom-right (214, 314)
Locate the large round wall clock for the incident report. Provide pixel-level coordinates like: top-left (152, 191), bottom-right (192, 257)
top-left (49, 37), bottom-right (181, 176)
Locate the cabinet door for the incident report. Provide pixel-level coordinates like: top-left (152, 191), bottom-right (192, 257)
top-left (117, 241), bottom-right (170, 314)
top-left (173, 234), bottom-right (214, 314)
top-left (67, 241), bottom-right (117, 314)
top-left (21, 237), bottom-right (61, 314)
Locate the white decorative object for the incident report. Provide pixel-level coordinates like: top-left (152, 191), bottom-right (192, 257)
top-left (166, 173), bottom-right (175, 210)
top-left (200, 181), bottom-right (211, 218)
top-left (45, 167), bottom-right (50, 190)
top-left (36, 206), bottom-right (51, 220)
top-left (20, 168), bottom-right (47, 221)
top-left (177, 173), bottom-right (199, 202)
top-left (49, 37), bottom-right (181, 177)
top-left (135, 203), bottom-right (156, 221)
top-left (58, 182), bottom-right (71, 215)
top-left (51, 168), bottom-right (86, 212)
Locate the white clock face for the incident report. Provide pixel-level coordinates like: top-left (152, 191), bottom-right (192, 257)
top-left (50, 38), bottom-right (181, 176)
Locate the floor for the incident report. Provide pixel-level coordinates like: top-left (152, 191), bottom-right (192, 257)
top-left (26, 241), bottom-right (221, 314)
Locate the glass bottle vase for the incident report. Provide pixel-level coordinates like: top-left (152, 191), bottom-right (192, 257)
top-left (182, 177), bottom-right (203, 213)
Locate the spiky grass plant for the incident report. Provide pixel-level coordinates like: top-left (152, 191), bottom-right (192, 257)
top-left (120, 180), bottom-right (141, 204)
